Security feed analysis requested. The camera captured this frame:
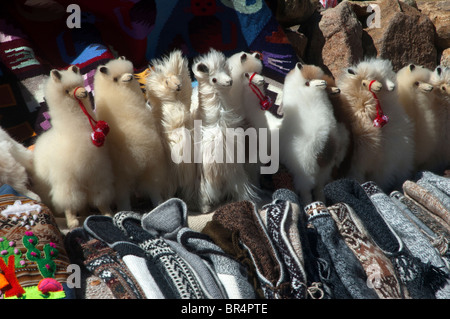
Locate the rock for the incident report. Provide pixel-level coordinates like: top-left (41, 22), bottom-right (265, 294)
top-left (440, 48), bottom-right (450, 67)
top-left (352, 0), bottom-right (438, 71)
top-left (270, 0), bottom-right (321, 27)
top-left (417, 0), bottom-right (450, 50)
top-left (305, 1), bottom-right (364, 78)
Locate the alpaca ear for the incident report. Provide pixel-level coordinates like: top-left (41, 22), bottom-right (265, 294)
top-left (347, 68), bottom-right (356, 75)
top-left (118, 56), bottom-right (126, 60)
top-left (436, 66), bottom-right (442, 76)
top-left (197, 63), bottom-right (209, 74)
top-left (252, 52), bottom-right (261, 60)
top-left (99, 66), bottom-right (109, 75)
top-left (50, 69), bottom-right (62, 82)
top-left (240, 53), bottom-right (247, 63)
top-left (296, 62), bottom-right (303, 70)
top-left (70, 65), bottom-right (80, 74)
top-left (409, 64), bottom-right (416, 71)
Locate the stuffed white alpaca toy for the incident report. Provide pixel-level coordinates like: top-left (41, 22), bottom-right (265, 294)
top-left (94, 57), bottom-right (170, 211)
top-left (146, 50), bottom-right (197, 208)
top-left (279, 62), bottom-right (349, 204)
top-left (397, 64), bottom-right (438, 171)
top-left (337, 58), bottom-right (415, 191)
top-left (430, 65), bottom-right (450, 171)
top-left (192, 48), bottom-right (259, 213)
top-left (0, 127), bottom-right (40, 201)
top-left (32, 66), bottom-right (115, 228)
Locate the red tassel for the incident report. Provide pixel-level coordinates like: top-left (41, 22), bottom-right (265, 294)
top-left (73, 87), bottom-right (109, 147)
top-left (249, 72), bottom-right (273, 111)
top-left (368, 80), bottom-right (389, 128)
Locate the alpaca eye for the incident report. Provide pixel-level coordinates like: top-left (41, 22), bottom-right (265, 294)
top-left (442, 86), bottom-right (447, 91)
top-left (414, 81), bottom-right (419, 86)
top-left (305, 82), bottom-right (310, 87)
top-left (244, 73), bottom-right (249, 78)
top-left (114, 77), bottom-right (118, 82)
top-left (212, 78), bottom-right (217, 83)
top-left (65, 89), bottom-right (69, 94)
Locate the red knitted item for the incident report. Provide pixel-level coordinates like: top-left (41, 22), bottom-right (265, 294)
top-left (368, 80), bottom-right (389, 128)
top-left (249, 72), bottom-right (272, 111)
top-left (73, 87), bottom-right (109, 147)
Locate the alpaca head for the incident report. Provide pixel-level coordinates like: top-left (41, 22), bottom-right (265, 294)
top-left (431, 66), bottom-right (450, 103)
top-left (397, 64), bottom-right (434, 94)
top-left (45, 65), bottom-right (88, 108)
top-left (228, 51), bottom-right (264, 86)
top-left (96, 56), bottom-right (137, 89)
top-left (193, 49), bottom-right (233, 90)
top-left (285, 62), bottom-right (328, 91)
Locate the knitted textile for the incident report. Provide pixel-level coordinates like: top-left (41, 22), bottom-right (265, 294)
top-left (305, 201), bottom-right (379, 299)
top-left (324, 179), bottom-right (436, 299)
top-left (141, 199), bottom-right (225, 299)
top-left (0, 191), bottom-right (72, 299)
top-left (363, 181), bottom-right (450, 299)
top-left (114, 210), bottom-right (207, 299)
top-left (327, 202), bottom-right (405, 299)
top-left (210, 200), bottom-right (289, 299)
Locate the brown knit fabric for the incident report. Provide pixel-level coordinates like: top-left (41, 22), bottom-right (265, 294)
top-left (327, 203), bottom-right (407, 299)
top-left (403, 181), bottom-right (450, 227)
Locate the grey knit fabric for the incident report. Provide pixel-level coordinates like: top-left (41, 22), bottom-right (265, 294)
top-left (305, 201), bottom-right (379, 299)
top-left (363, 181), bottom-right (450, 299)
top-left (141, 198), bottom-right (227, 299)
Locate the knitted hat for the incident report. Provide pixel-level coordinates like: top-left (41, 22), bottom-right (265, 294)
top-left (140, 199), bottom-right (226, 299)
top-left (363, 181), bottom-right (450, 299)
top-left (0, 192), bottom-right (73, 299)
top-left (209, 200), bottom-right (289, 299)
top-left (327, 202), bottom-right (405, 299)
top-left (305, 201), bottom-right (379, 299)
top-left (323, 179), bottom-right (436, 299)
top-left (114, 210), bottom-right (208, 299)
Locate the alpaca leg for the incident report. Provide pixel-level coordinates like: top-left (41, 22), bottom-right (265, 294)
top-left (64, 209), bottom-right (79, 229)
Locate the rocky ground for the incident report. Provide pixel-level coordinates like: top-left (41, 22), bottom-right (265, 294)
top-left (268, 0), bottom-right (449, 79)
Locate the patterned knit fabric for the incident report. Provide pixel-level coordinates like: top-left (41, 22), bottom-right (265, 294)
top-left (0, 192), bottom-right (72, 299)
top-left (114, 210), bottom-right (206, 299)
top-left (324, 179), bottom-right (436, 299)
top-left (210, 200), bottom-right (290, 299)
top-left (363, 181), bottom-right (450, 299)
top-left (327, 202), bottom-right (405, 298)
top-left (305, 201), bottom-right (379, 299)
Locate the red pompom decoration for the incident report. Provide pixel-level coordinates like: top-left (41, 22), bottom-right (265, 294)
top-left (260, 97), bottom-right (273, 110)
top-left (373, 114), bottom-right (389, 128)
top-left (91, 131), bottom-right (106, 147)
top-left (94, 120), bottom-right (110, 136)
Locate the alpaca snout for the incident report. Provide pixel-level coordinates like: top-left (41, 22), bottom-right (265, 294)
top-left (122, 73), bottom-right (134, 82)
top-left (329, 86), bottom-right (340, 95)
top-left (74, 87), bottom-right (88, 99)
top-left (362, 79), bottom-right (382, 92)
top-left (311, 79), bottom-right (327, 89)
top-left (417, 82), bottom-right (433, 93)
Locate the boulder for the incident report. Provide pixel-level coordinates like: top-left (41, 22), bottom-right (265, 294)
top-left (440, 48), bottom-right (450, 67)
top-left (417, 0), bottom-right (450, 50)
top-left (270, 0), bottom-right (321, 27)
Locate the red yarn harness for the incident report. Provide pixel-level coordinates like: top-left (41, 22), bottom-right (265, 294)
top-left (248, 72), bottom-right (272, 111)
top-left (73, 87), bottom-right (109, 147)
top-left (368, 80), bottom-right (389, 128)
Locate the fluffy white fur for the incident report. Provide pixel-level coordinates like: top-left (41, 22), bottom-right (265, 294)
top-left (337, 58), bottom-right (415, 191)
top-left (397, 64), bottom-right (438, 171)
top-left (192, 49), bottom-right (259, 213)
top-left (146, 50), bottom-right (197, 208)
top-left (430, 65), bottom-right (450, 170)
top-left (32, 66), bottom-right (114, 228)
top-left (0, 127), bottom-right (40, 200)
top-left (279, 62), bottom-right (349, 204)
top-left (94, 57), bottom-right (170, 211)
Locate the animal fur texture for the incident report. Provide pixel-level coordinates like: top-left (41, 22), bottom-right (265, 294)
top-left (0, 127), bottom-right (40, 201)
top-left (32, 66), bottom-right (114, 228)
top-left (146, 50), bottom-right (197, 208)
top-left (94, 57), bottom-right (170, 211)
top-left (192, 49), bottom-right (259, 213)
top-left (430, 65), bottom-right (450, 170)
top-left (279, 62), bottom-right (349, 204)
top-left (337, 58), bottom-right (415, 191)
top-left (397, 64), bottom-right (438, 171)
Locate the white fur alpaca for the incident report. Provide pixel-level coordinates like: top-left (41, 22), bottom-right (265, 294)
top-left (146, 50), bottom-right (197, 208)
top-left (32, 66), bottom-right (114, 228)
top-left (0, 127), bottom-right (40, 200)
top-left (337, 58), bottom-right (415, 191)
top-left (192, 49), bottom-right (259, 213)
top-left (397, 64), bottom-right (438, 171)
top-left (279, 62), bottom-right (349, 204)
top-left (94, 57), bottom-right (170, 211)
top-left (430, 66), bottom-right (450, 170)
